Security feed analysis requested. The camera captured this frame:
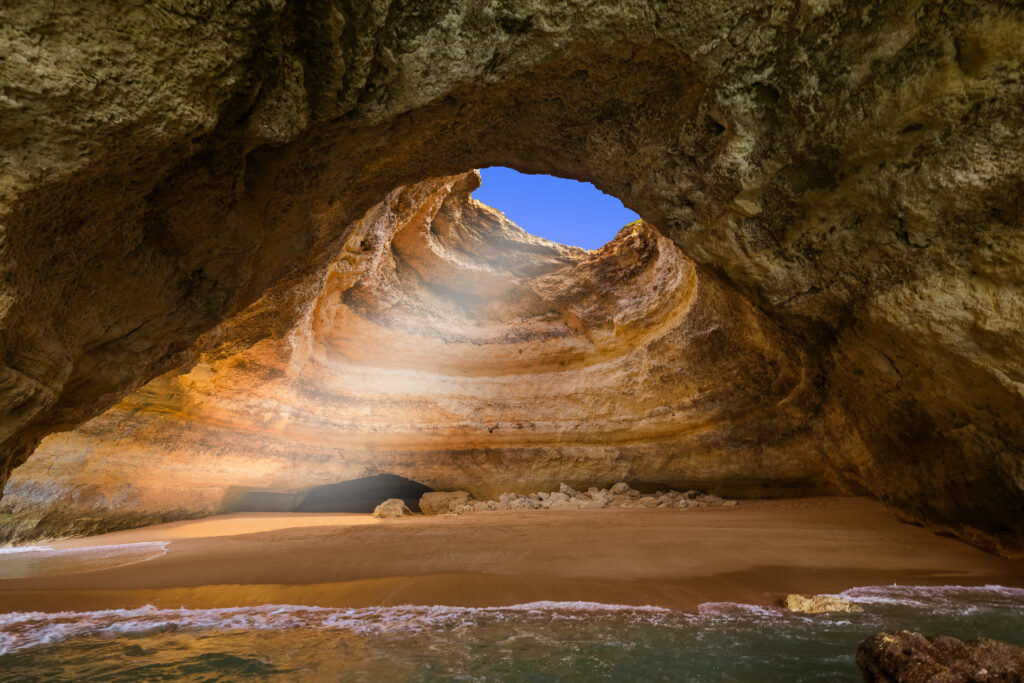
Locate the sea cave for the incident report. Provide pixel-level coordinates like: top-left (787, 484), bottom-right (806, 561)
top-left (0, 1), bottom-right (1022, 679)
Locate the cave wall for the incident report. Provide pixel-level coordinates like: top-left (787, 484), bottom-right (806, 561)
top-left (0, 1), bottom-right (1021, 553)
top-left (2, 174), bottom-right (853, 541)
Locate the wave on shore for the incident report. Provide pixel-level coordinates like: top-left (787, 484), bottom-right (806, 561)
top-left (0, 542), bottom-right (168, 581)
top-left (2, 585), bottom-right (1022, 659)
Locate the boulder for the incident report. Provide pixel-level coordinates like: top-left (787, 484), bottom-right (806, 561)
top-left (419, 491), bottom-right (470, 516)
top-left (372, 499), bottom-right (413, 519)
top-left (784, 594), bottom-right (863, 614)
top-left (510, 497), bottom-right (540, 510)
top-left (857, 631), bottom-right (1024, 682)
top-left (609, 482), bottom-right (630, 495)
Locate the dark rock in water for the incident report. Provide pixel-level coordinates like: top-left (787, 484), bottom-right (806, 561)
top-left (294, 474), bottom-right (432, 513)
top-left (857, 630), bottom-right (1024, 682)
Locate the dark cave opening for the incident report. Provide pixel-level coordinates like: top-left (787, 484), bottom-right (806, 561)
top-left (220, 474), bottom-right (433, 514)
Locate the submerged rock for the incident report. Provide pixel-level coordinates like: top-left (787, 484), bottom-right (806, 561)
top-left (857, 631), bottom-right (1024, 682)
top-left (784, 594), bottom-right (864, 614)
top-left (372, 499), bottom-right (413, 519)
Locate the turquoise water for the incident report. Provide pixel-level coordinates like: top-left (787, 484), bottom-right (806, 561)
top-left (1, 586), bottom-right (1022, 681)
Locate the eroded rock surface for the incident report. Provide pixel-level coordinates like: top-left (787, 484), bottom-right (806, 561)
top-left (784, 594), bottom-right (864, 614)
top-left (857, 631), bottom-right (1024, 682)
top-left (2, 175), bottom-right (845, 541)
top-left (1, 1), bottom-right (1022, 552)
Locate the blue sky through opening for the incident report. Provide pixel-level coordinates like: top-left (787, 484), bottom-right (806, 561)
top-left (472, 167), bottom-right (639, 250)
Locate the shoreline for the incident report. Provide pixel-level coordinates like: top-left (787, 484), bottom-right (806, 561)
top-left (1, 498), bottom-right (1021, 614)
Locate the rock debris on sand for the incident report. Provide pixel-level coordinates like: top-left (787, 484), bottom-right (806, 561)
top-left (420, 483), bottom-right (739, 515)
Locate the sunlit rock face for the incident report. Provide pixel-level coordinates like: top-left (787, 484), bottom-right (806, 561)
top-left (1, 174), bottom-right (850, 541)
top-left (1, 1), bottom-right (1022, 553)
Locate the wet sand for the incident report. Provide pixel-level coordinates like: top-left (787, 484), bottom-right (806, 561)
top-left (0, 497), bottom-right (1020, 613)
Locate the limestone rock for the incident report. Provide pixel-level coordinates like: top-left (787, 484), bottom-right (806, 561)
top-left (419, 491), bottom-right (470, 516)
top-left (0, 176), bottom-right (838, 543)
top-left (857, 631), bottom-right (1024, 682)
top-left (372, 499), bottom-right (412, 519)
top-left (784, 594), bottom-right (864, 614)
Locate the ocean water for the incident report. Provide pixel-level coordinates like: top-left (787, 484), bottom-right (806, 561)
top-left (0, 586), bottom-right (1022, 681)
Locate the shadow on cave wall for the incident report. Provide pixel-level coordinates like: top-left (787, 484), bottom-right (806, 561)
top-left (219, 474), bottom-right (433, 514)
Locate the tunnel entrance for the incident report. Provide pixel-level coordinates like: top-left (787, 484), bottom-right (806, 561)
top-left (220, 474), bottom-right (433, 514)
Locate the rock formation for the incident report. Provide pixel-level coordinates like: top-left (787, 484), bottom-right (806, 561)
top-left (372, 499), bottom-right (413, 519)
top-left (420, 492), bottom-right (471, 516)
top-left (857, 631), bottom-right (1024, 682)
top-left (2, 174), bottom-right (844, 541)
top-left (784, 594), bottom-right (863, 614)
top-left (0, 1), bottom-right (1021, 553)
top-left (418, 483), bottom-right (740, 515)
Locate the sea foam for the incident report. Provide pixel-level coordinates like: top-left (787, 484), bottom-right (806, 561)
top-left (0, 601), bottom-right (670, 656)
top-left (840, 584), bottom-right (1024, 610)
top-left (0, 546), bottom-right (54, 555)
top-left (2, 585), bottom-right (1022, 657)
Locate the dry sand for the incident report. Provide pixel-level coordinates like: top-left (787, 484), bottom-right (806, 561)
top-left (0, 497), bottom-right (1020, 613)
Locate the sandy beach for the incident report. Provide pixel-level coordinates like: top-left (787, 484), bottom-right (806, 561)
top-left (1, 497), bottom-right (1020, 614)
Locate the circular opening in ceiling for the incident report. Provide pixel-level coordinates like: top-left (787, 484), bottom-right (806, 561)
top-left (471, 167), bottom-right (640, 250)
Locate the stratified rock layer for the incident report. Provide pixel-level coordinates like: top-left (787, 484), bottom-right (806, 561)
top-left (0, 1), bottom-right (1021, 552)
top-left (2, 175), bottom-right (847, 541)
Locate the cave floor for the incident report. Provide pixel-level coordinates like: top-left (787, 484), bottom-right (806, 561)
top-left (0, 497), bottom-right (1020, 614)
